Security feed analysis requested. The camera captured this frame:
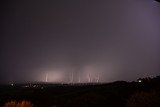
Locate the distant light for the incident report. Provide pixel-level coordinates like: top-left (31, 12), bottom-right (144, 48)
top-left (25, 85), bottom-right (29, 88)
top-left (11, 83), bottom-right (14, 86)
top-left (138, 80), bottom-right (142, 83)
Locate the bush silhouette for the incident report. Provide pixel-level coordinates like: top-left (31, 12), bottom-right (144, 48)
top-left (51, 105), bottom-right (59, 107)
top-left (3, 100), bottom-right (34, 107)
top-left (126, 91), bottom-right (160, 107)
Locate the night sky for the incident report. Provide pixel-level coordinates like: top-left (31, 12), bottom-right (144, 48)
top-left (1, 0), bottom-right (160, 83)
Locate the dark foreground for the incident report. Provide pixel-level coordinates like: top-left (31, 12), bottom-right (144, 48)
top-left (0, 76), bottom-right (160, 107)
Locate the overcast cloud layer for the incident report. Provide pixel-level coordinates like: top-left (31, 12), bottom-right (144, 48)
top-left (1, 0), bottom-right (160, 83)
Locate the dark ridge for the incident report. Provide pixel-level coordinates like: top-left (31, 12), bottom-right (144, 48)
top-left (155, 0), bottom-right (160, 2)
top-left (0, 75), bottom-right (160, 107)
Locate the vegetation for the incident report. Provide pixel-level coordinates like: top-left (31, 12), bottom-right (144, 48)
top-left (3, 100), bottom-right (34, 107)
top-left (126, 91), bottom-right (160, 107)
top-left (0, 75), bottom-right (160, 107)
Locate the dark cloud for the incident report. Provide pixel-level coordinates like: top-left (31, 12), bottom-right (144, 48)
top-left (1, 0), bottom-right (160, 83)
